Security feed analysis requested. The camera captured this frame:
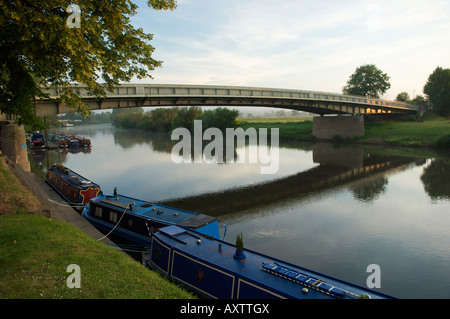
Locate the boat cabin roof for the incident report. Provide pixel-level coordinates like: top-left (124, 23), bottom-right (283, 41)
top-left (48, 165), bottom-right (100, 189)
top-left (93, 194), bottom-right (217, 229)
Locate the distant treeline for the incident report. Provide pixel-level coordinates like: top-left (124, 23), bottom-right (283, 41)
top-left (111, 106), bottom-right (240, 132)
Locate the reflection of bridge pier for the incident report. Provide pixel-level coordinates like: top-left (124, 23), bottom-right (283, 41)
top-left (162, 143), bottom-right (417, 217)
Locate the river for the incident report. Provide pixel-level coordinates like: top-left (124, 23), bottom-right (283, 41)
top-left (28, 123), bottom-right (450, 299)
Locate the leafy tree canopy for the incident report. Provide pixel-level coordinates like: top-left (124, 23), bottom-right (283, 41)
top-left (424, 66), bottom-right (450, 117)
top-left (396, 92), bottom-right (410, 102)
top-left (343, 64), bottom-right (391, 99)
top-left (0, 0), bottom-right (177, 128)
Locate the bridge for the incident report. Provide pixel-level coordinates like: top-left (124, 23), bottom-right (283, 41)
top-left (35, 84), bottom-right (418, 117)
top-left (0, 84), bottom-right (420, 172)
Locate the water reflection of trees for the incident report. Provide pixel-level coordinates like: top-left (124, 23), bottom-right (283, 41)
top-left (421, 159), bottom-right (450, 201)
top-left (349, 176), bottom-right (389, 203)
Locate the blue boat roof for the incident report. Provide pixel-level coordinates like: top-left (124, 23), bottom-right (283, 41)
top-left (152, 225), bottom-right (394, 299)
top-left (92, 193), bottom-right (217, 228)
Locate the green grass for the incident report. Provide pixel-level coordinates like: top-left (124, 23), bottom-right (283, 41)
top-left (0, 213), bottom-right (196, 299)
top-left (361, 117), bottom-right (450, 147)
top-left (0, 155), bottom-right (195, 299)
top-left (240, 116), bottom-right (313, 123)
top-left (237, 114), bottom-right (450, 148)
top-left (0, 156), bottom-right (42, 214)
top-left (238, 117), bottom-right (314, 141)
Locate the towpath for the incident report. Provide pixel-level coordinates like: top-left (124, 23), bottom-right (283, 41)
top-left (5, 155), bottom-right (117, 247)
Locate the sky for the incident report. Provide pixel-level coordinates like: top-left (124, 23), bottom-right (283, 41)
top-left (129, 0), bottom-right (450, 100)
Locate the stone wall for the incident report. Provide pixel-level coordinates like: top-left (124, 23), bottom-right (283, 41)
top-left (0, 123), bottom-right (31, 172)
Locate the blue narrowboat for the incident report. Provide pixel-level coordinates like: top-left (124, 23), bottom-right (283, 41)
top-left (28, 131), bottom-right (46, 149)
top-left (81, 190), bottom-right (221, 245)
top-left (142, 225), bottom-right (395, 300)
top-left (45, 164), bottom-right (101, 206)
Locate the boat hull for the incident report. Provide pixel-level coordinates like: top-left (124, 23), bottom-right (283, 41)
top-left (142, 225), bottom-right (395, 300)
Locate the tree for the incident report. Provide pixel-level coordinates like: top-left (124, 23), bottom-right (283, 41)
top-left (0, 0), bottom-right (177, 128)
top-left (396, 92), bottom-right (410, 102)
top-left (197, 107), bottom-right (240, 132)
top-left (424, 67), bottom-right (450, 117)
top-left (171, 106), bottom-right (203, 131)
top-left (343, 64), bottom-right (391, 99)
top-left (410, 95), bottom-right (427, 107)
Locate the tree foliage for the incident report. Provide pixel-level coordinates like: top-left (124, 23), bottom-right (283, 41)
top-left (424, 67), bottom-right (450, 117)
top-left (343, 64), bottom-right (391, 99)
top-left (112, 106), bottom-right (241, 133)
top-left (197, 107), bottom-right (240, 132)
top-left (0, 0), bottom-right (177, 128)
top-left (396, 92), bottom-right (410, 102)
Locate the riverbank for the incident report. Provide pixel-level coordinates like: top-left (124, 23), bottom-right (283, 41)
top-left (238, 113), bottom-right (450, 148)
top-left (0, 154), bottom-right (195, 299)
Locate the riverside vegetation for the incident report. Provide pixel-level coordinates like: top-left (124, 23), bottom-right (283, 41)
top-left (110, 106), bottom-right (449, 149)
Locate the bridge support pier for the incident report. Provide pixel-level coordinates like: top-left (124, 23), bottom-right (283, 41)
top-left (312, 116), bottom-right (365, 140)
top-left (0, 122), bottom-right (31, 172)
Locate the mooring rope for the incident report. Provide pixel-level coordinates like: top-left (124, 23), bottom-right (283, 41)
top-left (96, 203), bottom-right (130, 241)
top-left (47, 198), bottom-right (85, 208)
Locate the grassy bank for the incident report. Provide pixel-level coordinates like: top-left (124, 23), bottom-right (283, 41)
top-left (0, 156), bottom-right (43, 215)
top-left (360, 115), bottom-right (450, 147)
top-left (238, 116), bottom-right (314, 141)
top-left (0, 156), bottom-right (195, 299)
top-left (238, 114), bottom-right (450, 148)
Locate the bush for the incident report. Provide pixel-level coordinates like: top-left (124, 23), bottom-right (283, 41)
top-left (112, 106), bottom-right (241, 133)
top-left (196, 107), bottom-right (240, 132)
top-left (433, 134), bottom-right (450, 148)
top-left (171, 106), bottom-right (202, 131)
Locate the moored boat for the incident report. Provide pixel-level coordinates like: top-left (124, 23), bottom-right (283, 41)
top-left (74, 136), bottom-right (92, 148)
top-left (142, 225), bottom-right (395, 299)
top-left (28, 131), bottom-right (46, 149)
top-left (45, 164), bottom-right (101, 207)
top-left (51, 134), bottom-right (69, 148)
top-left (81, 190), bottom-right (221, 245)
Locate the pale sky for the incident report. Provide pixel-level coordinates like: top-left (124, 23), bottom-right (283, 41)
top-left (130, 0), bottom-right (450, 100)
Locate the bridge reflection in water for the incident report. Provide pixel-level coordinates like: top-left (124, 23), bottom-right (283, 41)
top-left (161, 142), bottom-right (421, 217)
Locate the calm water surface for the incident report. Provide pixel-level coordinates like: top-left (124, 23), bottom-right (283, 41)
top-left (29, 124), bottom-right (450, 299)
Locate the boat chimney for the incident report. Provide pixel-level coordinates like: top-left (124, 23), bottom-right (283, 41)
top-left (113, 187), bottom-right (117, 196)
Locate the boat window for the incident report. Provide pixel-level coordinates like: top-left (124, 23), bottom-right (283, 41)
top-left (95, 206), bottom-right (102, 218)
top-left (110, 212), bottom-right (118, 224)
top-left (155, 247), bottom-right (162, 260)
